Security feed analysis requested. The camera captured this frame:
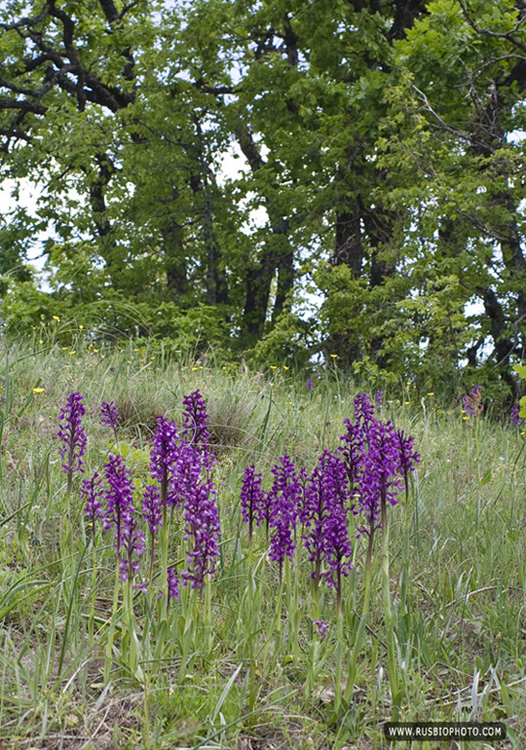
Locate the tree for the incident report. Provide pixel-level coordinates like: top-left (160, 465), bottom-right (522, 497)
top-left (0, 0), bottom-right (243, 339)
top-left (371, 0), bottom-right (526, 394)
top-left (2, 0), bottom-right (526, 398)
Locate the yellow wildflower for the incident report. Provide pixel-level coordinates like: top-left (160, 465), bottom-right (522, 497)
top-left (32, 387), bottom-right (44, 394)
top-left (79, 324), bottom-right (84, 330)
top-left (52, 315), bottom-right (60, 322)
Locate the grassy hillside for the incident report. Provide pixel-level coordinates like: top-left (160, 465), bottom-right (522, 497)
top-left (0, 337), bottom-right (525, 749)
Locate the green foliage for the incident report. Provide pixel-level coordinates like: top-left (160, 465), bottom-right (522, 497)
top-left (2, 0), bottom-right (526, 397)
top-left (248, 310), bottom-right (318, 367)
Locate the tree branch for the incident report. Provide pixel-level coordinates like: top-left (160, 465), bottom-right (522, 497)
top-left (457, 0), bottom-right (526, 54)
top-left (0, 7), bottom-right (48, 32)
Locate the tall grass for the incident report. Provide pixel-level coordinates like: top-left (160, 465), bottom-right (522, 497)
top-left (0, 335), bottom-right (524, 749)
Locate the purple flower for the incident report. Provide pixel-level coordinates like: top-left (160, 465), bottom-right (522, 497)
top-left (357, 419), bottom-right (402, 535)
top-left (340, 418), bottom-right (365, 492)
top-left (158, 567), bottom-right (180, 603)
top-left (58, 392), bottom-right (87, 491)
top-left (268, 456), bottom-right (301, 579)
top-left (103, 454), bottom-right (135, 554)
top-left (462, 385), bottom-right (483, 418)
top-left (102, 454), bottom-right (144, 581)
top-left (150, 416), bottom-right (180, 511)
top-left (81, 473), bottom-right (105, 538)
top-left (313, 620), bottom-right (330, 641)
top-left (172, 441), bottom-right (205, 509)
top-left (338, 394), bottom-right (419, 580)
top-left (321, 500), bottom-right (353, 609)
top-left (101, 401), bottom-right (121, 436)
top-left (257, 487), bottom-right (273, 543)
top-left (397, 429), bottom-right (420, 499)
top-left (118, 515), bottom-right (146, 582)
top-left (302, 451), bottom-right (350, 584)
top-left (375, 390), bottom-right (383, 411)
top-left (182, 390), bottom-right (211, 448)
top-left (182, 475), bottom-right (221, 590)
top-left (511, 405), bottom-right (522, 425)
top-left (240, 465), bottom-right (265, 541)
top-left (301, 464), bottom-right (325, 571)
top-left (142, 482), bottom-right (163, 581)
top-left (353, 392), bottom-right (375, 431)
top-left (306, 379), bottom-right (314, 391)
top-left (167, 568), bottom-right (179, 601)
top-left (142, 484), bottom-right (163, 535)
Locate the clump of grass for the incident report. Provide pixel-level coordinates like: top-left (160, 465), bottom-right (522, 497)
top-left (205, 378), bottom-right (267, 456)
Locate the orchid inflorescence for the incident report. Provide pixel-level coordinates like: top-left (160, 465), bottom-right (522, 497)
top-left (58, 391), bottom-right (87, 493)
top-left (240, 392), bottom-right (420, 610)
top-left (60, 389), bottom-right (221, 600)
top-left (511, 404), bottom-right (522, 425)
top-left (101, 400), bottom-right (121, 437)
top-left (462, 385), bottom-right (483, 419)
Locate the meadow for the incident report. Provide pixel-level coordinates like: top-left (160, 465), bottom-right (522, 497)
top-left (0, 333), bottom-right (525, 750)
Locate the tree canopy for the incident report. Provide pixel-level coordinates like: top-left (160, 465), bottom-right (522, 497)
top-left (2, 0), bottom-right (526, 397)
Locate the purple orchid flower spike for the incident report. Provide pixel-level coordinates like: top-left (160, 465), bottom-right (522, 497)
top-left (511, 404), bottom-right (522, 425)
top-left (353, 392), bottom-right (375, 431)
top-left (150, 416), bottom-right (180, 516)
top-left (103, 454), bottom-right (135, 555)
top-left (182, 475), bottom-right (221, 590)
top-left (268, 455), bottom-right (301, 581)
top-left (167, 568), bottom-right (179, 603)
top-left (182, 389), bottom-right (211, 448)
top-left (313, 620), bottom-right (330, 641)
top-left (119, 515), bottom-right (146, 582)
top-left (81, 472), bottom-right (105, 544)
top-left (240, 464), bottom-right (265, 543)
top-left (397, 429), bottom-right (420, 500)
top-left (322, 498), bottom-right (353, 614)
top-left (58, 392), bottom-right (87, 494)
top-left (340, 417), bottom-right (365, 493)
top-left (462, 385), bottom-right (483, 419)
top-left (362, 418), bottom-right (402, 532)
top-left (102, 453), bottom-right (146, 583)
top-left (101, 400), bottom-right (121, 438)
top-left (142, 484), bottom-right (163, 536)
top-left (302, 451), bottom-right (353, 610)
